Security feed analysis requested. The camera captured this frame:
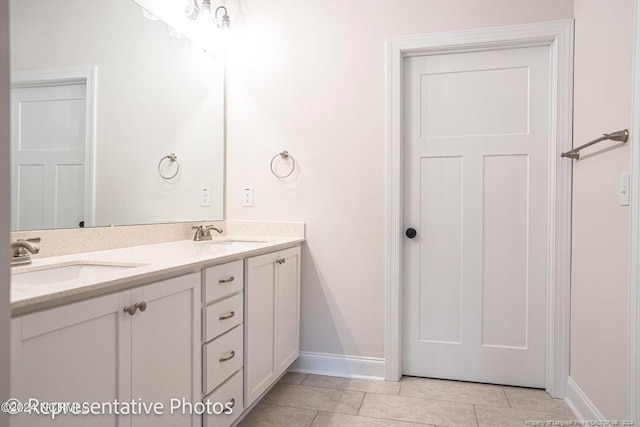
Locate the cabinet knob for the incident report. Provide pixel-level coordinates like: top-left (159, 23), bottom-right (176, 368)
top-left (227, 398), bottom-right (235, 408)
top-left (124, 302), bottom-right (147, 316)
top-left (124, 305), bottom-right (137, 316)
top-left (219, 350), bottom-right (236, 363)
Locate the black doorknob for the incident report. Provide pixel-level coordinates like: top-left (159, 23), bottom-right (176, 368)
top-left (406, 228), bottom-right (417, 239)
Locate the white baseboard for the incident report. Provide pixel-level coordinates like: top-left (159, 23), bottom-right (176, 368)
top-left (565, 376), bottom-right (605, 421)
top-left (288, 351), bottom-right (386, 380)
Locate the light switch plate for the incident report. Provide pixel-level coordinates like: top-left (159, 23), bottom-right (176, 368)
top-left (242, 187), bottom-right (254, 207)
top-left (621, 173), bottom-right (630, 206)
top-left (201, 187), bottom-right (211, 207)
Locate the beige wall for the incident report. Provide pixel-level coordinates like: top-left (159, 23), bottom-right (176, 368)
top-left (0, 0), bottom-right (10, 424)
top-left (571, 0), bottom-right (635, 419)
top-left (225, 0), bottom-right (574, 358)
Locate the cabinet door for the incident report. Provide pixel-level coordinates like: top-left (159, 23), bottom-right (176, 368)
top-left (244, 251), bottom-right (278, 407)
top-left (275, 247), bottom-right (301, 375)
top-left (11, 291), bottom-right (131, 427)
top-left (130, 273), bottom-right (200, 427)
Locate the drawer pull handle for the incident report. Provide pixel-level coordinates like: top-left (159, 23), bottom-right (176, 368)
top-left (227, 398), bottom-right (235, 408)
top-left (219, 350), bottom-right (236, 363)
top-left (218, 277), bottom-right (235, 284)
top-left (219, 311), bottom-right (235, 321)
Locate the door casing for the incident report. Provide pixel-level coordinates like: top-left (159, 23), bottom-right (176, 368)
top-left (384, 20), bottom-right (574, 398)
top-left (628, 0), bottom-right (640, 420)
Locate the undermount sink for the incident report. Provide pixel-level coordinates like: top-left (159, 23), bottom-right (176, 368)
top-left (12, 262), bottom-right (144, 286)
top-left (209, 239), bottom-right (271, 246)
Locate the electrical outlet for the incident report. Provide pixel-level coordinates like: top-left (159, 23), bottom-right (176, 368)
top-left (242, 187), bottom-right (254, 207)
top-left (201, 187), bottom-right (211, 207)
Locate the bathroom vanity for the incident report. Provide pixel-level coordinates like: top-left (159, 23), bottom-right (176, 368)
top-left (9, 234), bottom-right (303, 427)
top-left (7, 0), bottom-right (304, 425)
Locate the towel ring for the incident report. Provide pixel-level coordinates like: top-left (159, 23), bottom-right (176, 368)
top-left (270, 151), bottom-right (296, 179)
top-left (158, 153), bottom-right (180, 180)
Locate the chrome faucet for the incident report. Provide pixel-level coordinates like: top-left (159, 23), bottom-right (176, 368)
top-left (11, 238), bottom-right (41, 266)
top-left (192, 225), bottom-right (223, 241)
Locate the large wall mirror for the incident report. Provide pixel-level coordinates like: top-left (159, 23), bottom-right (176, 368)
top-left (9, 0), bottom-right (225, 231)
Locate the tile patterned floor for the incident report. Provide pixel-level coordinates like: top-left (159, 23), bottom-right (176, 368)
top-left (238, 373), bottom-right (576, 427)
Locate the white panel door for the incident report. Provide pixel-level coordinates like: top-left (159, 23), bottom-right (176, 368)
top-left (402, 46), bottom-right (550, 387)
top-left (130, 274), bottom-right (200, 427)
top-left (275, 247), bottom-right (301, 375)
top-left (11, 82), bottom-right (87, 230)
top-left (11, 291), bottom-right (132, 427)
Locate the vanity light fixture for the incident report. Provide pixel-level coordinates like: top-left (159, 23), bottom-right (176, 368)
top-left (187, 0), bottom-right (231, 29)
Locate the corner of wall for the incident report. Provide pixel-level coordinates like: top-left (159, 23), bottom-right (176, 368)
top-left (565, 377), bottom-right (606, 422)
top-left (0, 0), bottom-right (11, 424)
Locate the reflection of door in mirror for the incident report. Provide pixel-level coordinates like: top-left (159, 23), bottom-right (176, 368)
top-left (11, 79), bottom-right (91, 231)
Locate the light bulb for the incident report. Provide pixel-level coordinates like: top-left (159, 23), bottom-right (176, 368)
top-left (199, 0), bottom-right (214, 23)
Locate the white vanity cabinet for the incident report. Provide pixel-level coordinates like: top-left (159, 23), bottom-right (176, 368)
top-left (9, 241), bottom-right (303, 427)
top-left (10, 273), bottom-right (201, 427)
top-left (245, 247), bottom-right (301, 407)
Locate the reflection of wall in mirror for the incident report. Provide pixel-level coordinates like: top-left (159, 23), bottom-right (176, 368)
top-left (9, 0), bottom-right (225, 229)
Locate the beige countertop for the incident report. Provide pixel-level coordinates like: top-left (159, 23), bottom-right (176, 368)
top-left (11, 235), bottom-right (304, 316)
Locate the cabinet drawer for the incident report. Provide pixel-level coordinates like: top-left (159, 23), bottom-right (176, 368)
top-left (203, 371), bottom-right (244, 427)
top-left (203, 326), bottom-right (243, 394)
top-left (203, 293), bottom-right (243, 342)
top-left (203, 261), bottom-right (244, 303)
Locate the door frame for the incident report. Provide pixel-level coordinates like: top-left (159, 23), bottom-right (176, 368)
top-left (384, 20), bottom-right (574, 398)
top-left (629, 0), bottom-right (640, 421)
top-left (11, 66), bottom-right (97, 228)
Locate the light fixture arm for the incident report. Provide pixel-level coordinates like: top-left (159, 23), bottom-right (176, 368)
top-left (215, 6), bottom-right (231, 29)
top-left (215, 6), bottom-right (228, 19)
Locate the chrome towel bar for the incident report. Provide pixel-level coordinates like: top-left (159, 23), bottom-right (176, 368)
top-left (561, 129), bottom-right (629, 160)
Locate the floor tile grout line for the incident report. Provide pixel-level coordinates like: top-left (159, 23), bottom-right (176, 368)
top-left (345, 409), bottom-right (457, 426)
top-left (307, 409), bottom-right (320, 427)
top-left (279, 382), bottom-right (364, 392)
top-left (290, 382), bottom-right (400, 396)
top-left (356, 392), bottom-right (367, 415)
top-left (388, 392), bottom-right (509, 409)
top-left (281, 380), bottom-right (509, 408)
top-left (472, 404), bottom-right (480, 427)
top-left (473, 402), bottom-right (577, 421)
top-left (501, 386), bottom-right (512, 408)
top-left (260, 386), bottom-right (367, 416)
top-left (255, 400), bottom-right (360, 416)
